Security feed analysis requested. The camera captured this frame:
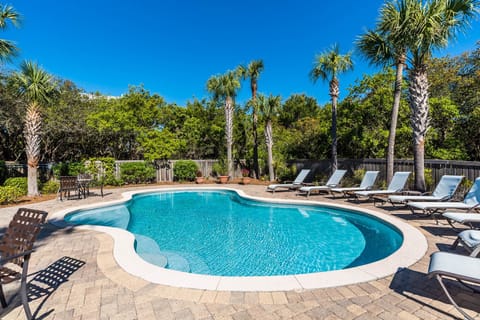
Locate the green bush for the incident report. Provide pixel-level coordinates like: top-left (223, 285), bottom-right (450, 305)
top-left (85, 157), bottom-right (122, 186)
top-left (211, 160), bottom-right (227, 177)
top-left (41, 180), bottom-right (60, 194)
top-left (120, 162), bottom-right (155, 184)
top-left (0, 186), bottom-right (23, 204)
top-left (52, 162), bottom-right (85, 177)
top-left (4, 177), bottom-right (28, 196)
top-left (174, 160), bottom-right (198, 181)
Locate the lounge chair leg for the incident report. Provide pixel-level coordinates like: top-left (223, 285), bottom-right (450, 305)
top-left (451, 237), bottom-right (460, 250)
top-left (436, 275), bottom-right (474, 320)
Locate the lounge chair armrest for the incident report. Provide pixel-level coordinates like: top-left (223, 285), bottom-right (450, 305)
top-left (0, 249), bottom-right (35, 265)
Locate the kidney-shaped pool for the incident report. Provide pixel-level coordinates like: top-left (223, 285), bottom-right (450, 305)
top-left (56, 187), bottom-right (427, 291)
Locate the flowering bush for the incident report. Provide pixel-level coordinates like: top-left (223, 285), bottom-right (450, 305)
top-left (241, 168), bottom-right (250, 177)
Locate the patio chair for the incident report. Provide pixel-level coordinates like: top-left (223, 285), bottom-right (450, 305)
top-left (0, 208), bottom-right (48, 320)
top-left (443, 204), bottom-right (480, 230)
top-left (58, 176), bottom-right (81, 201)
top-left (388, 175), bottom-right (464, 205)
top-left (407, 177), bottom-right (480, 220)
top-left (451, 229), bottom-right (480, 257)
top-left (354, 171), bottom-right (411, 205)
top-left (428, 251), bottom-right (480, 320)
top-left (297, 169), bottom-right (347, 197)
top-left (266, 169), bottom-right (311, 193)
top-left (330, 171), bottom-right (379, 198)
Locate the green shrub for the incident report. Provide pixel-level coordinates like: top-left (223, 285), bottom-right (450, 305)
top-left (0, 160), bottom-right (7, 185)
top-left (85, 157), bottom-right (122, 186)
top-left (41, 180), bottom-right (60, 194)
top-left (211, 160), bottom-right (227, 177)
top-left (174, 160), bottom-right (198, 181)
top-left (4, 177), bottom-right (28, 196)
top-left (120, 162), bottom-right (155, 184)
top-left (52, 162), bottom-right (86, 177)
top-left (0, 186), bottom-right (23, 204)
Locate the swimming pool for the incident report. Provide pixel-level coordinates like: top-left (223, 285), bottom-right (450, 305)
top-left (53, 187), bottom-right (427, 291)
top-left (66, 190), bottom-right (402, 277)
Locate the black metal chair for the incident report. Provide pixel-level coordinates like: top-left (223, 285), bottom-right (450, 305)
top-left (0, 208), bottom-right (48, 320)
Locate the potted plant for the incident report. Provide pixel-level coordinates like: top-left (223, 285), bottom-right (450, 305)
top-left (212, 161), bottom-right (228, 184)
top-left (240, 168), bottom-right (251, 185)
top-left (195, 170), bottom-right (204, 184)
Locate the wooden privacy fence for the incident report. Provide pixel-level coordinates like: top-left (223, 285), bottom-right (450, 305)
top-left (5, 159), bottom-right (480, 187)
top-left (290, 158), bottom-right (480, 190)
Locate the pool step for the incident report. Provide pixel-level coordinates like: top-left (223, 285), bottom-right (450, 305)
top-left (161, 251), bottom-right (191, 272)
top-left (134, 234), bottom-right (168, 267)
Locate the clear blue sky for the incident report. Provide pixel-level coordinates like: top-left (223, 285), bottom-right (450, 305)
top-left (4, 0), bottom-right (480, 106)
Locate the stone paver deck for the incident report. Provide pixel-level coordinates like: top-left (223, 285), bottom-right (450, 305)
top-left (0, 184), bottom-right (479, 320)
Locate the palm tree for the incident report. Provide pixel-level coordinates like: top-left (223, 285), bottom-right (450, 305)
top-left (357, 0), bottom-right (413, 185)
top-left (257, 94), bottom-right (281, 181)
top-left (14, 61), bottom-right (54, 196)
top-left (310, 44), bottom-right (353, 172)
top-left (206, 70), bottom-right (241, 177)
top-left (238, 60), bottom-right (264, 179)
top-left (0, 4), bottom-right (21, 61)
top-left (405, 0), bottom-right (478, 191)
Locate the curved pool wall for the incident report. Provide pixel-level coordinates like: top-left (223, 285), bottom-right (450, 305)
top-left (50, 187), bottom-right (428, 292)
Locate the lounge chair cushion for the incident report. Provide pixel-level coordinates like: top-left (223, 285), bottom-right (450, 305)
top-left (458, 230), bottom-right (480, 247)
top-left (428, 251), bottom-right (480, 284)
top-left (443, 211), bottom-right (480, 224)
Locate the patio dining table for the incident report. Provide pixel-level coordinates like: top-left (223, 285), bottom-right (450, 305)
top-left (77, 178), bottom-right (92, 198)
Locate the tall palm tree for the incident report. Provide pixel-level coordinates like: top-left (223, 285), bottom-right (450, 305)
top-left (310, 44), bottom-right (353, 172)
top-left (257, 94), bottom-right (281, 181)
top-left (0, 4), bottom-right (21, 61)
top-left (14, 61), bottom-right (54, 196)
top-left (357, 0), bottom-right (413, 185)
top-left (206, 70), bottom-right (241, 177)
top-left (405, 0), bottom-right (478, 191)
top-left (238, 60), bottom-right (264, 179)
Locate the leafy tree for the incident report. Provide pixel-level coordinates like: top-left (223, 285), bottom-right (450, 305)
top-left (13, 61), bottom-right (55, 196)
top-left (238, 60), bottom-right (264, 179)
top-left (257, 94), bottom-right (281, 181)
top-left (206, 70), bottom-right (241, 177)
top-left (310, 44), bottom-right (354, 172)
top-left (278, 94), bottom-right (319, 128)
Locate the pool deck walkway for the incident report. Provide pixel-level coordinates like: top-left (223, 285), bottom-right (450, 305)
top-left (0, 184), bottom-right (479, 320)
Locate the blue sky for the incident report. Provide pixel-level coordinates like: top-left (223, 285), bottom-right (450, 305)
top-left (4, 0), bottom-right (480, 106)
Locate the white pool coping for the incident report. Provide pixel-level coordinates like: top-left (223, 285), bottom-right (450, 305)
top-left (49, 187), bottom-right (428, 292)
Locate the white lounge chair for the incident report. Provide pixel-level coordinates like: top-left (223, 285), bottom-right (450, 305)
top-left (354, 171), bottom-right (411, 204)
top-left (389, 175), bottom-right (464, 205)
top-left (266, 169), bottom-right (310, 193)
top-left (297, 169), bottom-right (347, 197)
top-left (428, 251), bottom-right (480, 320)
top-left (407, 177), bottom-right (480, 219)
top-left (330, 171), bottom-right (379, 198)
top-left (442, 204), bottom-right (480, 230)
top-left (451, 229), bottom-right (480, 257)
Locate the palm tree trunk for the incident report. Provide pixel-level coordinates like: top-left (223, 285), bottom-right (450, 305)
top-left (251, 81), bottom-right (260, 179)
top-left (330, 79), bottom-right (339, 172)
top-left (265, 120), bottom-right (274, 181)
top-left (386, 56), bottom-right (405, 185)
top-left (408, 65), bottom-right (429, 192)
top-left (225, 96), bottom-right (234, 178)
top-left (25, 102), bottom-right (41, 196)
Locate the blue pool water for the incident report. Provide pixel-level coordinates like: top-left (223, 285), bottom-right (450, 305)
top-left (65, 190), bottom-right (403, 276)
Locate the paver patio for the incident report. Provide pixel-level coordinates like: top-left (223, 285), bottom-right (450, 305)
top-left (0, 184), bottom-right (479, 319)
